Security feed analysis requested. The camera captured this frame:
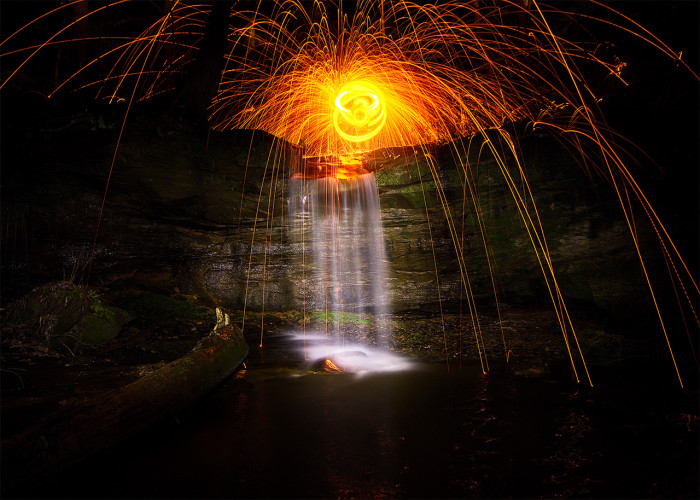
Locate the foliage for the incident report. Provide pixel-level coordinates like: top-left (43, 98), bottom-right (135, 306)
top-left (87, 289), bottom-right (116, 323)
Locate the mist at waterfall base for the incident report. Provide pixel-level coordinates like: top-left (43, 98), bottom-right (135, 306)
top-left (286, 172), bottom-right (412, 374)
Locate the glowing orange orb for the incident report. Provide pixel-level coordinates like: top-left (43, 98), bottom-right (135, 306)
top-left (333, 81), bottom-right (386, 143)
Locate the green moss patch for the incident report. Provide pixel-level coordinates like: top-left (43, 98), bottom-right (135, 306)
top-left (307, 310), bottom-right (371, 326)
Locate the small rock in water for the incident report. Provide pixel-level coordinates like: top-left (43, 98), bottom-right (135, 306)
top-left (323, 359), bottom-right (343, 372)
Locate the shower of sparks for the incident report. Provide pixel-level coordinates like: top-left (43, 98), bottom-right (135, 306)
top-left (1, 0), bottom-right (697, 385)
top-left (214, 0), bottom-right (563, 155)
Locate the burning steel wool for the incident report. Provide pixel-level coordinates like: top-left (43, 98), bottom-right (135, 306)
top-left (1, 0), bottom-right (697, 386)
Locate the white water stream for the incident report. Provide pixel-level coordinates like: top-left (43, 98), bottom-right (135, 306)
top-left (289, 172), bottom-right (408, 372)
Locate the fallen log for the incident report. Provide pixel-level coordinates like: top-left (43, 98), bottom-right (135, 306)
top-left (1, 324), bottom-right (248, 493)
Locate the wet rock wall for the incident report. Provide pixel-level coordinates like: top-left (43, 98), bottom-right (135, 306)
top-left (1, 111), bottom-right (688, 330)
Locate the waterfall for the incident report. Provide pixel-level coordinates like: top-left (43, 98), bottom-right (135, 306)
top-left (289, 172), bottom-right (391, 350)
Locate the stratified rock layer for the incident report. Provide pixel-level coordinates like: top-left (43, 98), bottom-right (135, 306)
top-left (1, 109), bottom-right (690, 330)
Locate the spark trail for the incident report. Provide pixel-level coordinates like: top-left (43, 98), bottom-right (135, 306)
top-left (1, 0), bottom-right (697, 385)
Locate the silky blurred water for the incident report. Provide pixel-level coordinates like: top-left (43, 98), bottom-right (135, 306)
top-left (288, 173), bottom-right (391, 345)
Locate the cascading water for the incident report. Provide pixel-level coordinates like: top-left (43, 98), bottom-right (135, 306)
top-left (288, 171), bottom-right (411, 373)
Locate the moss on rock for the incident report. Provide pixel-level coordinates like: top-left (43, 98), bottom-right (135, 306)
top-left (4, 282), bottom-right (132, 354)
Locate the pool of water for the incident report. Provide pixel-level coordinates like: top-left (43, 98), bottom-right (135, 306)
top-left (45, 332), bottom-right (698, 498)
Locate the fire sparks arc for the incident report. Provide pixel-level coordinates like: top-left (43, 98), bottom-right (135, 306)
top-left (333, 81), bottom-right (387, 143)
top-left (1, 0), bottom-right (697, 387)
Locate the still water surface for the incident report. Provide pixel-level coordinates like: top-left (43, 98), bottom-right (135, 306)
top-left (54, 332), bottom-right (698, 498)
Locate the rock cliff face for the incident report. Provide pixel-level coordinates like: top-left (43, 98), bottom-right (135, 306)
top-left (1, 110), bottom-right (689, 330)
top-left (373, 139), bottom-right (672, 321)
